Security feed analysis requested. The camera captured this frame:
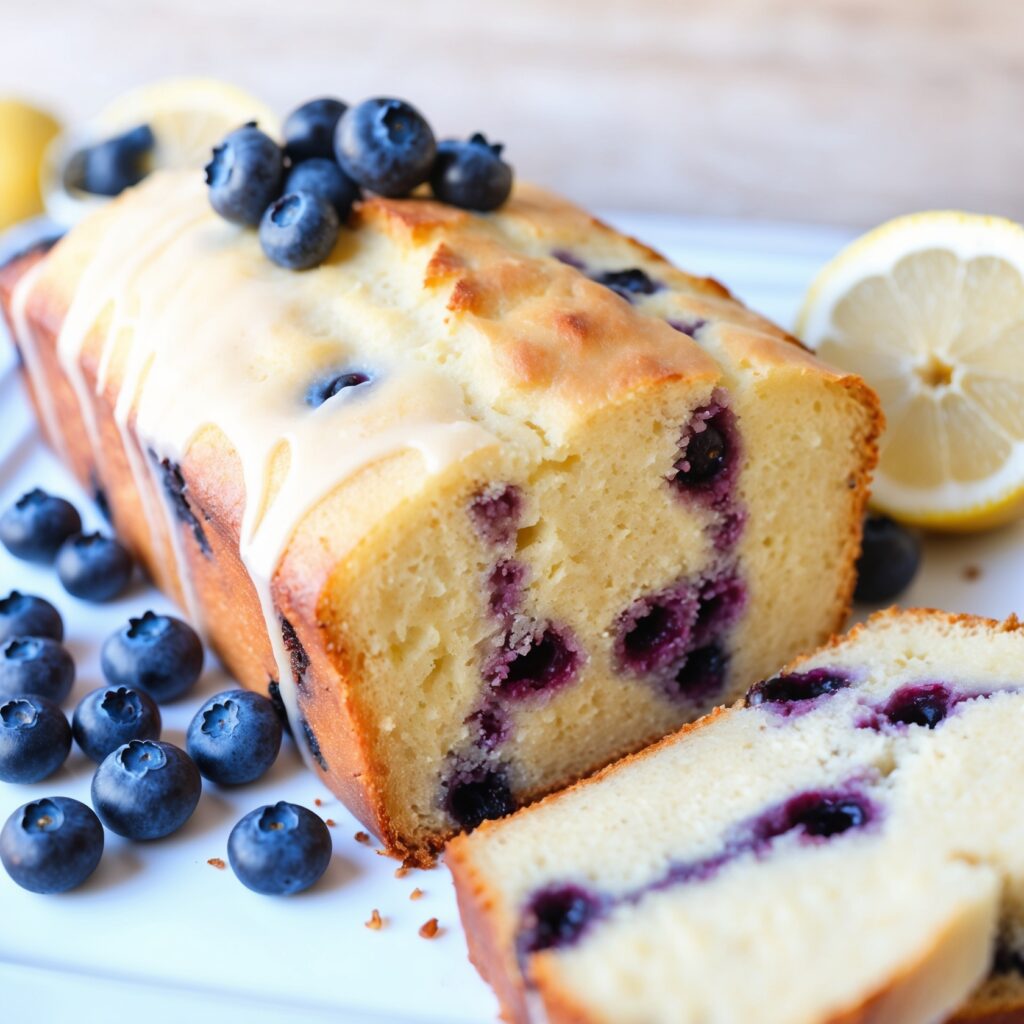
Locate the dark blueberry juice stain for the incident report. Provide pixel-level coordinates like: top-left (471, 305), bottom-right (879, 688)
top-left (445, 766), bottom-right (515, 831)
top-left (517, 782), bottom-right (876, 956)
top-left (614, 583), bottom-right (697, 676)
top-left (668, 317), bottom-right (708, 338)
top-left (301, 717), bottom-right (329, 772)
top-left (881, 683), bottom-right (953, 729)
top-left (469, 483), bottom-right (523, 546)
top-left (306, 370), bottom-right (371, 408)
top-left (746, 668), bottom-right (853, 712)
top-left (487, 623), bottom-right (583, 701)
top-left (519, 884), bottom-right (604, 955)
top-left (592, 267), bottom-right (661, 302)
top-left (281, 617), bottom-right (311, 689)
top-left (266, 679), bottom-right (292, 734)
top-left (152, 453), bottom-right (211, 555)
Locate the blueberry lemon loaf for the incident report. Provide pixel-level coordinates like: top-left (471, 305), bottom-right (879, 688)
top-left (448, 609), bottom-right (1024, 1024)
top-left (0, 170), bottom-right (879, 862)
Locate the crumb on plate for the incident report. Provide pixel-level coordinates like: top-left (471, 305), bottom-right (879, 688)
top-left (419, 918), bottom-right (440, 939)
top-left (366, 908), bottom-right (384, 931)
top-left (410, 887), bottom-right (424, 900)
top-left (207, 857), bottom-right (226, 870)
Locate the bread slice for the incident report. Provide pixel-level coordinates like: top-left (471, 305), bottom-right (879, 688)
top-left (0, 171), bottom-right (879, 863)
top-left (447, 610), bottom-right (1024, 1023)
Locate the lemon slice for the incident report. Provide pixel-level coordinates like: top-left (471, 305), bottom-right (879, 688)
top-left (94, 77), bottom-right (279, 167)
top-left (43, 77), bottom-right (278, 226)
top-left (797, 211), bottom-right (1024, 532)
top-left (0, 99), bottom-right (61, 229)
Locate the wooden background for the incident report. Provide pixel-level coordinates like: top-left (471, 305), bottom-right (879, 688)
top-left (4, 0), bottom-right (1023, 226)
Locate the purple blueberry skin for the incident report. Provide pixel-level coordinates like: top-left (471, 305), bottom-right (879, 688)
top-left (519, 884), bottom-right (603, 954)
top-left (284, 158), bottom-right (360, 220)
top-left (282, 97), bottom-right (348, 163)
top-left (0, 488), bottom-right (81, 563)
top-left (69, 124), bottom-right (154, 197)
top-left (227, 801), bottom-right (332, 895)
top-left (430, 134), bottom-right (513, 212)
top-left (186, 689), bottom-right (283, 785)
top-left (854, 514), bottom-right (922, 603)
top-left (0, 590), bottom-right (64, 644)
top-left (0, 696), bottom-right (71, 783)
top-left (334, 97), bottom-right (436, 198)
top-left (0, 636), bottom-right (75, 704)
top-left (91, 739), bottom-right (202, 840)
top-left (204, 124), bottom-right (284, 227)
top-left (56, 531), bottom-right (134, 602)
top-left (101, 610), bottom-right (203, 704)
top-left (72, 685), bottom-right (162, 763)
top-left (0, 797), bottom-right (103, 894)
top-left (259, 191), bottom-right (340, 271)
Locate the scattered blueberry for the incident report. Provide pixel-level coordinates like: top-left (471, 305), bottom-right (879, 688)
top-left (284, 158), bottom-right (359, 220)
top-left (468, 483), bottom-right (523, 547)
top-left (91, 740), bottom-right (201, 840)
top-left (187, 689), bottom-right (283, 785)
top-left (854, 514), bottom-right (922, 603)
top-left (72, 685), bottom-right (161, 763)
top-left (101, 610), bottom-right (203, 704)
top-left (55, 531), bottom-right (133, 602)
top-left (592, 268), bottom-right (659, 301)
top-left (0, 591), bottom-right (63, 643)
top-left (306, 370), bottom-right (371, 408)
top-left (430, 133), bottom-right (513, 211)
top-left (0, 488), bottom-right (81, 563)
top-left (205, 123), bottom-right (284, 227)
top-left (487, 623), bottom-right (582, 700)
top-left (446, 768), bottom-right (515, 831)
top-left (0, 797), bottom-right (103, 893)
top-left (227, 801), bottom-right (332, 895)
top-left (520, 884), bottom-right (601, 954)
top-left (283, 97), bottom-right (348, 162)
top-left (0, 696), bottom-right (71, 783)
top-left (259, 191), bottom-right (339, 270)
top-left (752, 789), bottom-right (873, 846)
top-left (0, 637), bottom-right (75, 704)
top-left (615, 584), bottom-right (696, 675)
top-left (334, 97), bottom-right (436, 198)
top-left (66, 124), bottom-right (154, 197)
top-left (673, 643), bottom-right (728, 697)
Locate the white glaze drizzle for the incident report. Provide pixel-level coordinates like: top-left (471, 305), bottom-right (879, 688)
top-left (22, 172), bottom-right (498, 749)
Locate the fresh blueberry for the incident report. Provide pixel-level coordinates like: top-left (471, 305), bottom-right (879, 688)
top-left (187, 689), bottom-right (283, 785)
top-left (446, 768), bottom-right (515, 831)
top-left (227, 801), bottom-right (332, 895)
top-left (55, 531), bottom-right (133, 602)
top-left (0, 696), bottom-right (71, 783)
top-left (259, 191), bottom-right (339, 271)
top-left (430, 133), bottom-right (513, 211)
top-left (306, 370), bottom-right (371, 408)
top-left (72, 685), bottom-right (161, 763)
top-left (284, 158), bottom-right (359, 220)
top-left (91, 739), bottom-right (201, 840)
top-left (1, 797), bottom-right (103, 893)
top-left (0, 591), bottom-right (63, 643)
top-left (0, 637), bottom-right (75, 704)
top-left (205, 123), bottom-right (284, 227)
top-left (0, 488), bottom-right (81, 563)
top-left (66, 124), bottom-right (154, 197)
top-left (854, 514), bottom-right (922, 603)
top-left (334, 97), bottom-right (436, 198)
top-left (101, 610), bottom-right (203, 704)
top-left (283, 97), bottom-right (348, 162)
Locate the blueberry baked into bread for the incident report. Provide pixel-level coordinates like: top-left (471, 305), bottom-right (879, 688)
top-left (448, 610), bottom-right (1024, 1024)
top-left (0, 164), bottom-right (879, 863)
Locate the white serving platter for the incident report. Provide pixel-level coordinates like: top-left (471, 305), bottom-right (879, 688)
top-left (0, 212), bottom-right (1021, 1024)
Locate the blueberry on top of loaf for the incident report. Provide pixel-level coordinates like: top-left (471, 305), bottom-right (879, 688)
top-left (448, 610), bottom-right (1024, 1024)
top-left (2, 147), bottom-right (880, 864)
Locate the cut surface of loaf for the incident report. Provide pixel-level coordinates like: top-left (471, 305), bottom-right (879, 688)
top-left (447, 609), bottom-right (1024, 1024)
top-left (0, 171), bottom-right (879, 862)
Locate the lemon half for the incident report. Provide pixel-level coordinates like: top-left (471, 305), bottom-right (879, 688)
top-left (797, 211), bottom-right (1024, 532)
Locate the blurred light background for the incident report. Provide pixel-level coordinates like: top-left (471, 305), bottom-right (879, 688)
top-left (3, 0), bottom-right (1023, 225)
